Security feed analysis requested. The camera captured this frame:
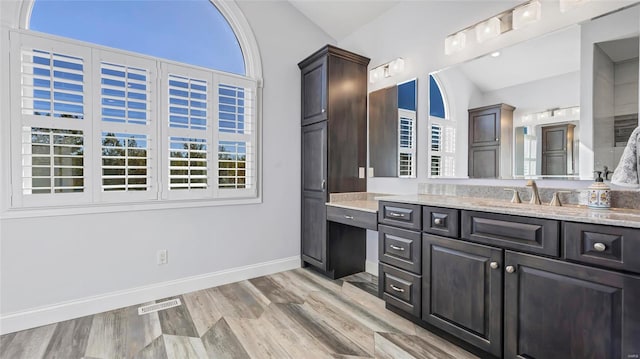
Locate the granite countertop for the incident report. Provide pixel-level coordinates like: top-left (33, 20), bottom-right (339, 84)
top-left (326, 199), bottom-right (379, 213)
top-left (326, 192), bottom-right (390, 213)
top-left (378, 194), bottom-right (640, 229)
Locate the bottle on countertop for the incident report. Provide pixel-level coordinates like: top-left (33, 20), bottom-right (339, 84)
top-left (587, 171), bottom-right (611, 209)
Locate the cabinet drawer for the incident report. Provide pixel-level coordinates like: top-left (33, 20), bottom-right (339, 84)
top-left (379, 263), bottom-right (421, 318)
top-left (423, 206), bottom-right (459, 238)
top-left (379, 225), bottom-right (421, 274)
top-left (378, 201), bottom-right (421, 230)
top-left (326, 205), bottom-right (377, 230)
top-left (461, 211), bottom-right (559, 257)
top-left (564, 222), bottom-right (640, 274)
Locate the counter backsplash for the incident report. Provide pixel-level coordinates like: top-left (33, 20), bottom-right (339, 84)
top-left (417, 183), bottom-right (640, 210)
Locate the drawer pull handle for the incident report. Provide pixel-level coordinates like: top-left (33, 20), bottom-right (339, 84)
top-left (389, 244), bottom-right (405, 251)
top-left (506, 265), bottom-right (516, 274)
top-left (344, 215), bottom-right (354, 220)
top-left (490, 261), bottom-right (499, 269)
top-left (390, 284), bottom-right (405, 293)
top-left (388, 212), bottom-right (405, 218)
top-left (434, 218), bottom-right (443, 225)
top-left (593, 242), bottom-right (607, 252)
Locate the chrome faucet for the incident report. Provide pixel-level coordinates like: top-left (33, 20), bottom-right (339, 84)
top-left (526, 180), bottom-right (541, 205)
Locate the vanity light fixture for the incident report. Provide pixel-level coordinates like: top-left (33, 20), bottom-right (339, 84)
top-left (369, 57), bottom-right (405, 84)
top-left (443, 0), bottom-right (544, 55)
top-left (522, 106), bottom-right (580, 122)
top-left (512, 0), bottom-right (542, 30)
top-left (475, 17), bottom-right (502, 43)
top-left (445, 31), bottom-right (467, 55)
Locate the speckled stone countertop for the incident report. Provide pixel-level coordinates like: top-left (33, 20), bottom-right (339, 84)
top-left (326, 192), bottom-right (391, 213)
top-left (379, 194), bottom-right (640, 229)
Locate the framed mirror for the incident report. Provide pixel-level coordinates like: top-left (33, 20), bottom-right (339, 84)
top-left (427, 4), bottom-right (639, 180)
top-left (369, 79), bottom-right (417, 178)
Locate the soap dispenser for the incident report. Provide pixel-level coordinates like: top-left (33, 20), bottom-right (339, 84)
top-left (587, 171), bottom-right (611, 209)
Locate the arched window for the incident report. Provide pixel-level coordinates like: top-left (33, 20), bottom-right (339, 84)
top-left (428, 74), bottom-right (456, 177)
top-left (429, 74), bottom-right (446, 119)
top-left (29, 0), bottom-right (245, 75)
top-left (6, 0), bottom-right (261, 209)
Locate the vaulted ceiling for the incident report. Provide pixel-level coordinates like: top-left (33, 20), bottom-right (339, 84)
top-left (288, 0), bottom-right (399, 41)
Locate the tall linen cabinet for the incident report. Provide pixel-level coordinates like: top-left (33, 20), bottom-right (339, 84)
top-left (298, 45), bottom-right (370, 278)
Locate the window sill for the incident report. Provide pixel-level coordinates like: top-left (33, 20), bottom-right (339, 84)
top-left (0, 196), bottom-right (262, 219)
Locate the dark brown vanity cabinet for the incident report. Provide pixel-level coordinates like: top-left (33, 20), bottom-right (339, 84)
top-left (422, 234), bottom-right (503, 357)
top-left (468, 104), bottom-right (514, 178)
top-left (504, 251), bottom-right (640, 359)
top-left (378, 202), bottom-right (640, 358)
top-left (378, 202), bottom-right (422, 317)
top-left (541, 123), bottom-right (575, 175)
top-left (299, 45), bottom-right (369, 277)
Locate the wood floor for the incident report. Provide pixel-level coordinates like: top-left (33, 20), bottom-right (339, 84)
top-left (0, 268), bottom-right (477, 359)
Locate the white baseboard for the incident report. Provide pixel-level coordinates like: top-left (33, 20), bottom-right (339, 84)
top-left (365, 259), bottom-right (378, 276)
top-left (0, 256), bottom-right (300, 335)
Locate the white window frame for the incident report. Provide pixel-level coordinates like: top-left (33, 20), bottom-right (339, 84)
top-left (7, 29), bottom-right (260, 213)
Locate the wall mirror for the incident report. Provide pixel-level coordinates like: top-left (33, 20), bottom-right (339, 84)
top-left (428, 4), bottom-right (639, 180)
top-left (369, 79), bottom-right (417, 178)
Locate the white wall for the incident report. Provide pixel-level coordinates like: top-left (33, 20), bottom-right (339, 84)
top-left (338, 0), bottom-right (636, 266)
top-left (0, 0), bottom-right (334, 330)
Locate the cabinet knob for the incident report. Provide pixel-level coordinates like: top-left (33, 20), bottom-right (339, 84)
top-left (593, 242), bottom-right (607, 252)
top-left (490, 261), bottom-right (499, 269)
top-left (321, 108), bottom-right (326, 113)
top-left (506, 265), bottom-right (516, 274)
top-left (434, 218), bottom-right (443, 225)
top-left (495, 138), bottom-right (499, 141)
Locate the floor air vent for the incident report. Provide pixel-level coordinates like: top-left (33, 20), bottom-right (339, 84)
top-left (138, 298), bottom-right (181, 315)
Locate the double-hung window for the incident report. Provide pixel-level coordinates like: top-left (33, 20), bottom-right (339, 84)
top-left (9, 31), bottom-right (258, 208)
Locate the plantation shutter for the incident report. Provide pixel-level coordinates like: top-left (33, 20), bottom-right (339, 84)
top-left (93, 50), bottom-right (157, 202)
top-left (11, 32), bottom-right (93, 207)
top-left (398, 109), bottom-right (416, 178)
top-left (429, 118), bottom-right (457, 178)
top-left (215, 76), bottom-right (258, 198)
top-left (161, 63), bottom-right (214, 199)
top-left (9, 30), bottom-right (260, 208)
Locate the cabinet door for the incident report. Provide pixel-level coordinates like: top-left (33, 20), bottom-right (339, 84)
top-left (505, 251), bottom-right (640, 359)
top-left (369, 85), bottom-right (398, 177)
top-left (301, 191), bottom-right (327, 269)
top-left (422, 234), bottom-right (503, 357)
top-left (541, 125), bottom-right (569, 175)
top-left (469, 107), bottom-right (500, 146)
top-left (541, 152), bottom-right (567, 176)
top-left (468, 146), bottom-right (499, 178)
top-left (302, 121), bottom-right (327, 192)
top-left (301, 121), bottom-right (327, 269)
top-left (301, 56), bottom-right (327, 126)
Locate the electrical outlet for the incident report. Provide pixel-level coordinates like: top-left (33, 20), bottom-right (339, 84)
top-left (157, 249), bottom-right (168, 265)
